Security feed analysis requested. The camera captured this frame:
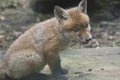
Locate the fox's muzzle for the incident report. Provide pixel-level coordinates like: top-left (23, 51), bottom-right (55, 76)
top-left (79, 34), bottom-right (92, 44)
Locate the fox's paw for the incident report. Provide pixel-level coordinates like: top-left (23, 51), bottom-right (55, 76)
top-left (60, 68), bottom-right (68, 74)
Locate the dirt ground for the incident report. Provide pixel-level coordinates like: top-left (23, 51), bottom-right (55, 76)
top-left (60, 47), bottom-right (120, 80)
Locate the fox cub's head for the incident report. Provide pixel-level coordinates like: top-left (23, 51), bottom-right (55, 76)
top-left (54, 0), bottom-right (92, 44)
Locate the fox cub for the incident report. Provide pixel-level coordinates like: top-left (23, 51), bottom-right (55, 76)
top-left (0, 0), bottom-right (92, 80)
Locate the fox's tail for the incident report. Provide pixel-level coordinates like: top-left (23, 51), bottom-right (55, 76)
top-left (0, 59), bottom-right (8, 80)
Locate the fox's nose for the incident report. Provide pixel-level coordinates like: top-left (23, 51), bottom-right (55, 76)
top-left (86, 38), bottom-right (92, 42)
top-left (86, 33), bottom-right (92, 42)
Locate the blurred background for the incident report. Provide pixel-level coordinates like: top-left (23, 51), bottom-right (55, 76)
top-left (0, 0), bottom-right (120, 50)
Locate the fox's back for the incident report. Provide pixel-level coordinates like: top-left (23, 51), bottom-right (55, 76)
top-left (4, 18), bottom-right (61, 60)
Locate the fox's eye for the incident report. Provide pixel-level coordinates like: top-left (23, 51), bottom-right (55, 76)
top-left (83, 23), bottom-right (88, 28)
top-left (72, 28), bottom-right (79, 32)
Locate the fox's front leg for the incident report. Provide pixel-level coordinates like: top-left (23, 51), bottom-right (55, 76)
top-left (45, 52), bottom-right (68, 80)
top-left (54, 56), bottom-right (68, 74)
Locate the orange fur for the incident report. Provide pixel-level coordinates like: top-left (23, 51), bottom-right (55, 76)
top-left (0, 0), bottom-right (92, 79)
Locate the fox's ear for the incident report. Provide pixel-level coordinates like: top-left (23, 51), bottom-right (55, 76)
top-left (54, 6), bottom-right (68, 21)
top-left (78, 0), bottom-right (87, 14)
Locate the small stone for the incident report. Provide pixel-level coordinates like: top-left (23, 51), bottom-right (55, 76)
top-left (0, 16), bottom-right (5, 20)
top-left (0, 30), bottom-right (5, 34)
top-left (0, 35), bottom-right (4, 39)
top-left (74, 72), bottom-right (82, 74)
top-left (108, 35), bottom-right (115, 40)
top-left (118, 53), bottom-right (120, 55)
top-left (115, 32), bottom-right (120, 36)
top-left (88, 69), bottom-right (92, 72)
top-left (13, 31), bottom-right (22, 37)
top-left (101, 68), bottom-right (104, 71)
